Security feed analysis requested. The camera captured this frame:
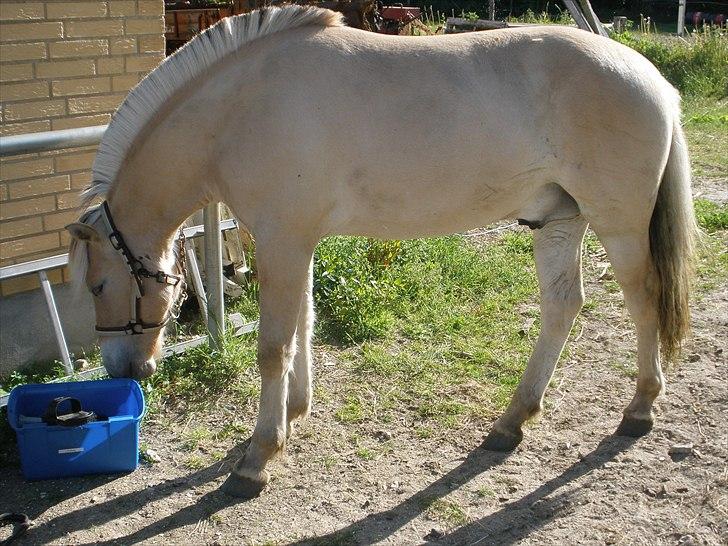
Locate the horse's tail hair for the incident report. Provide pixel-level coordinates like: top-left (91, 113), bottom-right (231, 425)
top-left (649, 117), bottom-right (698, 362)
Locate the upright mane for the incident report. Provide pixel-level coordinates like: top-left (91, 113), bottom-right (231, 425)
top-left (84, 5), bottom-right (343, 206)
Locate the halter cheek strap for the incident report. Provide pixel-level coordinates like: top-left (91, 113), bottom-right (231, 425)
top-left (95, 201), bottom-right (187, 336)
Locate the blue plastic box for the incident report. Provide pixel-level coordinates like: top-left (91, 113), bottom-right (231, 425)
top-left (7, 379), bottom-right (145, 480)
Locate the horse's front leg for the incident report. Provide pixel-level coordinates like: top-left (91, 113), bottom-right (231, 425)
top-left (222, 238), bottom-right (315, 498)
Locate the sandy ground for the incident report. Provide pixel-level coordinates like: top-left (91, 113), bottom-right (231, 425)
top-left (1, 178), bottom-right (726, 545)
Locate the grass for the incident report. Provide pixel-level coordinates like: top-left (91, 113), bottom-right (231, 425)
top-left (613, 28), bottom-right (728, 98)
top-left (321, 232), bottom-right (538, 428)
top-left (507, 8), bottom-right (574, 26)
top-left (694, 199), bottom-right (728, 233)
top-left (683, 98), bottom-right (728, 180)
top-left (423, 497), bottom-right (470, 527)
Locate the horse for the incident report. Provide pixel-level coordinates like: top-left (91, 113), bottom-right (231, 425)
top-left (66, 5), bottom-right (697, 498)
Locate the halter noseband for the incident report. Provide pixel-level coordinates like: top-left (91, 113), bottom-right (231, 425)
top-left (95, 201), bottom-right (187, 336)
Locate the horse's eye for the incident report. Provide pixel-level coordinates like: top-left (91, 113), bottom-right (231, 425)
top-left (91, 282), bottom-right (105, 297)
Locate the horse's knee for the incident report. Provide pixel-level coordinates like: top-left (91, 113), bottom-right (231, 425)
top-left (258, 340), bottom-right (296, 376)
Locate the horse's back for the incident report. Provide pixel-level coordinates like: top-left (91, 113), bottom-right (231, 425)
top-left (212, 23), bottom-right (679, 237)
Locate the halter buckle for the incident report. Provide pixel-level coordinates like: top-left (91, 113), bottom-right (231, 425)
top-left (126, 322), bottom-right (145, 335)
top-left (108, 231), bottom-right (123, 250)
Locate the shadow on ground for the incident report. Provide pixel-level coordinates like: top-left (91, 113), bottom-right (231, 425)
top-left (6, 434), bottom-right (635, 545)
top-left (292, 435), bottom-right (636, 545)
top-left (7, 444), bottom-right (244, 545)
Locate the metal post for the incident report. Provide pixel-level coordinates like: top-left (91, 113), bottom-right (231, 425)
top-left (38, 271), bottom-right (73, 375)
top-left (203, 202), bottom-right (224, 349)
top-left (677, 0), bottom-right (686, 36)
top-left (184, 239), bottom-right (209, 326)
top-left (0, 125), bottom-right (107, 156)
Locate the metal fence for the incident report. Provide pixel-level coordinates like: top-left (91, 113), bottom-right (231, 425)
top-left (0, 126), bottom-right (246, 406)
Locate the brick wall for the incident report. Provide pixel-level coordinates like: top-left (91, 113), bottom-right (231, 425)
top-left (0, 0), bottom-right (164, 295)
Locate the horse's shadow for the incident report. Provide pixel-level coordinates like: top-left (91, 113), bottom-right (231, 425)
top-left (17, 435), bottom-right (635, 545)
top-left (290, 434), bottom-right (636, 546)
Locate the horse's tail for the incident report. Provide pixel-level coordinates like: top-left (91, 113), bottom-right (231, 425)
top-left (649, 117), bottom-right (698, 362)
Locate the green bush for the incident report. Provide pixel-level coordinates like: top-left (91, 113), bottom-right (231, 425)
top-left (313, 233), bottom-right (536, 344)
top-left (314, 237), bottom-right (400, 342)
top-left (613, 29), bottom-right (728, 98)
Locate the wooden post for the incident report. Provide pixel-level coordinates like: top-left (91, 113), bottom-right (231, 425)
top-left (577, 0), bottom-right (609, 36)
top-left (562, 0), bottom-right (593, 32)
top-left (489, 0), bottom-right (495, 21)
top-left (677, 0), bottom-right (686, 35)
top-left (613, 15), bottom-right (627, 33)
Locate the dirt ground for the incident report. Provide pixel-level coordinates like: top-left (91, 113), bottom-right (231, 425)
top-left (2, 183), bottom-right (726, 545)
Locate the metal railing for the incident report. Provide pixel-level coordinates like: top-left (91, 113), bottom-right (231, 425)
top-left (0, 126), bottom-right (243, 405)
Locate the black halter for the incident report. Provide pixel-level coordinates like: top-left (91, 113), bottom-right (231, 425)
top-left (95, 201), bottom-right (187, 336)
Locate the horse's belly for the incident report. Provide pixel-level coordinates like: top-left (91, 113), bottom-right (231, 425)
top-left (333, 171), bottom-right (534, 239)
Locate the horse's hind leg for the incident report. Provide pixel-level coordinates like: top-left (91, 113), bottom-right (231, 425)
top-left (597, 231), bottom-right (663, 436)
top-left (222, 238), bottom-right (315, 498)
top-left (484, 216), bottom-right (588, 451)
top-left (286, 258), bottom-right (314, 437)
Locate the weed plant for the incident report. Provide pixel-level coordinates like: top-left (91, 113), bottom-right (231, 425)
top-left (506, 8), bottom-right (574, 25)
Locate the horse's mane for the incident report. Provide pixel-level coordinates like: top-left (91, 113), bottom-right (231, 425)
top-left (84, 5), bottom-right (343, 206)
top-left (68, 206), bottom-right (102, 291)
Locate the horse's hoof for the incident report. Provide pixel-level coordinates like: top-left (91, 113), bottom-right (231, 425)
top-left (615, 416), bottom-right (653, 437)
top-left (220, 470), bottom-right (269, 498)
top-left (482, 428), bottom-right (523, 452)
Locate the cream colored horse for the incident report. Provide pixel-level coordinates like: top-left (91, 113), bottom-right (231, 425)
top-left (67, 6), bottom-right (696, 498)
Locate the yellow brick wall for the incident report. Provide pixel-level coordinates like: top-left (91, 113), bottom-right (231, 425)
top-left (0, 0), bottom-right (164, 295)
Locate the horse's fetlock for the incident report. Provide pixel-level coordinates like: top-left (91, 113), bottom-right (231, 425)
top-left (511, 389), bottom-right (542, 421)
top-left (524, 401), bottom-right (543, 419)
top-left (637, 374), bottom-right (664, 398)
top-left (257, 427), bottom-right (287, 455)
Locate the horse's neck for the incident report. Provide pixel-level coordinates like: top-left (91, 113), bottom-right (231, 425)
top-left (104, 163), bottom-right (206, 262)
top-left (101, 75), bottom-right (220, 257)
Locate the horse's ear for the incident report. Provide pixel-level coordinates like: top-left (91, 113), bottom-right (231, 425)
top-left (66, 223), bottom-right (101, 243)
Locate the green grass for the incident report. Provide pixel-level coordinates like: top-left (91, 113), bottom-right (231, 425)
top-left (695, 199), bottom-right (728, 233)
top-left (423, 497), bottom-right (470, 527)
top-left (683, 98), bottom-right (728, 179)
top-left (507, 8), bottom-right (574, 26)
top-left (319, 232), bottom-right (537, 429)
top-left (613, 28), bottom-right (728, 98)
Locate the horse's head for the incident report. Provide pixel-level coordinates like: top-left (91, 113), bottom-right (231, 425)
top-left (66, 204), bottom-right (185, 379)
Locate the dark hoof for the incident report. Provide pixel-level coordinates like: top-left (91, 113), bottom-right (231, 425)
top-left (220, 472), bottom-right (268, 499)
top-left (482, 428), bottom-right (523, 452)
top-left (615, 416), bottom-right (653, 438)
